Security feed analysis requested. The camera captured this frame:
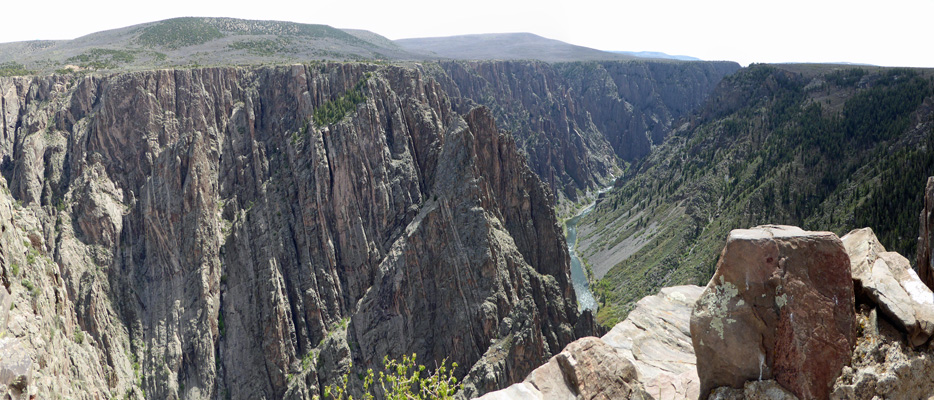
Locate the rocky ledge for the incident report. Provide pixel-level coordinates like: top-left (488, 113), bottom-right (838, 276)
top-left (480, 217), bottom-right (934, 400)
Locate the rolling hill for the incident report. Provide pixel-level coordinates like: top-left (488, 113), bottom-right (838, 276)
top-left (395, 32), bottom-right (636, 62)
top-left (0, 17), bottom-right (429, 75)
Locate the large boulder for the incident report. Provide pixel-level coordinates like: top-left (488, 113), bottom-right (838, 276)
top-left (841, 228), bottom-right (934, 347)
top-left (691, 225), bottom-right (856, 400)
top-left (918, 176), bottom-right (934, 290)
top-left (476, 337), bottom-right (649, 400)
top-left (603, 285), bottom-right (704, 399)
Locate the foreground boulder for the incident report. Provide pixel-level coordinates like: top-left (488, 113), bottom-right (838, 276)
top-left (842, 228), bottom-right (934, 347)
top-left (918, 176), bottom-right (934, 290)
top-left (478, 285), bottom-right (705, 400)
top-left (691, 225), bottom-right (856, 400)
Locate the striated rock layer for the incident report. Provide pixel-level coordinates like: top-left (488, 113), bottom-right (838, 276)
top-left (0, 63), bottom-right (594, 399)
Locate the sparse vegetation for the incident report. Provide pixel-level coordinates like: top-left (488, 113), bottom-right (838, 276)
top-left (313, 75), bottom-right (370, 126)
top-left (136, 18), bottom-right (225, 49)
top-left (228, 39), bottom-right (291, 56)
top-left (218, 311), bottom-right (226, 338)
top-left (0, 62), bottom-right (31, 77)
top-left (66, 48), bottom-right (138, 70)
top-left (21, 279), bottom-right (39, 297)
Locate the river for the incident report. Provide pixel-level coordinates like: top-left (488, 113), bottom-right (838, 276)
top-left (565, 202), bottom-right (599, 311)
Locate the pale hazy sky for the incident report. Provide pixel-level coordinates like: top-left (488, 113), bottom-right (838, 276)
top-left (3, 0), bottom-right (931, 67)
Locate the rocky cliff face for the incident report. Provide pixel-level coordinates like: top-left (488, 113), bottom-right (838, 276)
top-left (0, 63), bottom-right (594, 399)
top-left (424, 60), bottom-right (739, 203)
top-left (917, 176), bottom-right (934, 289)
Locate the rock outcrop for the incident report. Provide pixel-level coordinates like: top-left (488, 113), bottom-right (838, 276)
top-left (479, 337), bottom-right (651, 400)
top-left (0, 63), bottom-right (595, 399)
top-left (708, 380), bottom-right (798, 400)
top-left (918, 176), bottom-right (934, 290)
top-left (0, 338), bottom-right (31, 400)
top-left (691, 225), bottom-right (856, 400)
top-left (479, 285), bottom-right (704, 400)
top-left (831, 306), bottom-right (934, 400)
top-left (842, 228), bottom-right (934, 347)
top-left (603, 285), bottom-right (704, 399)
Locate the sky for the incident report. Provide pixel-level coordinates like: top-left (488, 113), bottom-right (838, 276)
top-left (3, 0), bottom-right (932, 67)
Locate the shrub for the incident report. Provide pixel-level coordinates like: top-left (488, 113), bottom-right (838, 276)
top-left (319, 354), bottom-right (460, 400)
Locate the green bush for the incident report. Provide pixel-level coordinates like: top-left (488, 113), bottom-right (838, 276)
top-left (319, 354), bottom-right (460, 400)
top-left (20, 279), bottom-right (39, 297)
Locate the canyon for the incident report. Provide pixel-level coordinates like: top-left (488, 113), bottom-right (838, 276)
top-left (1, 17), bottom-right (933, 400)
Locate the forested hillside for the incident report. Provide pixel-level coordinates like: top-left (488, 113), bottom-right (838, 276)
top-left (579, 65), bottom-right (934, 325)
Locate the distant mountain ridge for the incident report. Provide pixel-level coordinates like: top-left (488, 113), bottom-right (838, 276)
top-left (0, 18), bottom-right (726, 75)
top-left (612, 51), bottom-right (700, 61)
top-left (395, 33), bottom-right (636, 62)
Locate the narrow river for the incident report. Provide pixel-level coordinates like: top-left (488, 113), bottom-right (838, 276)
top-left (566, 202), bottom-right (598, 311)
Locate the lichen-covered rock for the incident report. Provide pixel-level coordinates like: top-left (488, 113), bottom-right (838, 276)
top-left (691, 225), bottom-right (856, 400)
top-left (842, 228), bottom-right (934, 347)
